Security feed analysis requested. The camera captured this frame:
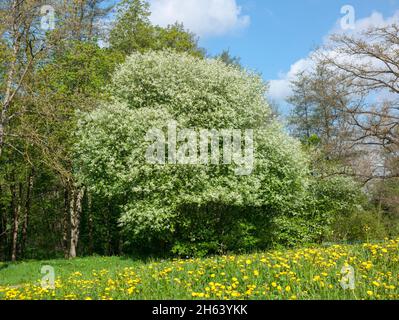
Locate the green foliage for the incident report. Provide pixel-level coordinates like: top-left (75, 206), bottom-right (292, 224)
top-left (0, 41), bottom-right (125, 261)
top-left (330, 211), bottom-right (390, 242)
top-left (310, 176), bottom-right (364, 240)
top-left (109, 0), bottom-right (154, 54)
top-left (153, 23), bottom-right (205, 58)
top-left (0, 39), bottom-right (9, 93)
top-left (31, 41), bottom-right (124, 168)
top-left (266, 175), bottom-right (365, 247)
top-left (109, 0), bottom-right (204, 57)
top-left (216, 49), bottom-right (242, 68)
top-left (310, 176), bottom-right (363, 218)
top-left (37, 41), bottom-right (124, 103)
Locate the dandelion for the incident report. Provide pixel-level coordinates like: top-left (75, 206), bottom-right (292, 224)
top-left (127, 287), bottom-right (135, 295)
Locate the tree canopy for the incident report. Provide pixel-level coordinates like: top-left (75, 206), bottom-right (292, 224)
top-left (75, 50), bottom-right (311, 255)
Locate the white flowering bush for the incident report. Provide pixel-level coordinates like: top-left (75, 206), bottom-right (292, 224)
top-left (74, 50), bottom-right (312, 255)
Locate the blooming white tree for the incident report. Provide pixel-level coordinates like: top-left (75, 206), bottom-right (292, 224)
top-left (74, 50), bottom-right (310, 254)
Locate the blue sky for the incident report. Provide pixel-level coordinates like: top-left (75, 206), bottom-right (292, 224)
top-left (146, 0), bottom-right (398, 109)
top-left (201, 0), bottom-right (398, 80)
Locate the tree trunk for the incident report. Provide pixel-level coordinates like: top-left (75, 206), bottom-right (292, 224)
top-left (68, 188), bottom-right (75, 258)
top-left (0, 123), bottom-right (4, 159)
top-left (11, 182), bottom-right (22, 262)
top-left (69, 187), bottom-right (84, 258)
top-left (62, 188), bottom-right (69, 258)
top-left (1, 1), bottom-right (21, 160)
top-left (88, 193), bottom-right (94, 255)
top-left (0, 184), bottom-right (6, 260)
top-left (20, 170), bottom-right (33, 257)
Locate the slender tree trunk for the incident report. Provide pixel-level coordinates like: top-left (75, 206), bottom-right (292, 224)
top-left (1, 1), bottom-right (21, 160)
top-left (20, 170), bottom-right (33, 257)
top-left (106, 203), bottom-right (112, 256)
top-left (69, 187), bottom-right (84, 258)
top-left (305, 105), bottom-right (310, 139)
top-left (0, 184), bottom-right (6, 260)
top-left (68, 188), bottom-right (75, 258)
top-left (0, 123), bottom-right (4, 159)
top-left (88, 193), bottom-right (94, 255)
top-left (11, 182), bottom-right (22, 262)
top-left (62, 188), bottom-right (69, 258)
top-left (1, 51), bottom-right (17, 160)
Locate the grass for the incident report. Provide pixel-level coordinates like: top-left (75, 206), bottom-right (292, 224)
top-left (0, 238), bottom-right (398, 300)
top-left (0, 256), bottom-right (143, 287)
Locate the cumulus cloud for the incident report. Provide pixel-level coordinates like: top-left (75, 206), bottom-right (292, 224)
top-left (329, 10), bottom-right (399, 37)
top-left (268, 10), bottom-right (399, 102)
top-left (149, 0), bottom-right (250, 38)
top-left (268, 58), bottom-right (313, 101)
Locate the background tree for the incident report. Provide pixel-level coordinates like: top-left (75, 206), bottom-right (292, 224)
top-left (0, 0), bottom-right (205, 261)
top-left (216, 49), bottom-right (242, 68)
top-left (319, 25), bottom-right (399, 171)
top-left (109, 0), bottom-right (205, 57)
top-left (0, 0), bottom-right (120, 260)
top-left (28, 42), bottom-right (123, 258)
top-left (288, 23), bottom-right (399, 240)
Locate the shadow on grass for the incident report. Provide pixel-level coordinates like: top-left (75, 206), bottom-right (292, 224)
top-left (0, 263), bottom-right (9, 271)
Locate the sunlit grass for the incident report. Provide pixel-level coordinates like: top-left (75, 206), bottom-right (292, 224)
top-left (1, 238), bottom-right (398, 300)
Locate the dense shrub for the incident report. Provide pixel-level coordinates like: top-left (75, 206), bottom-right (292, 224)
top-left (75, 50), bottom-right (313, 256)
top-left (268, 176), bottom-right (364, 247)
top-left (329, 210), bottom-right (399, 242)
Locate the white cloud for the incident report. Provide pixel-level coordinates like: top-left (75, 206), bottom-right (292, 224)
top-left (149, 0), bottom-right (250, 38)
top-left (268, 10), bottom-right (399, 102)
top-left (268, 58), bottom-right (313, 101)
top-left (329, 10), bottom-right (399, 37)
